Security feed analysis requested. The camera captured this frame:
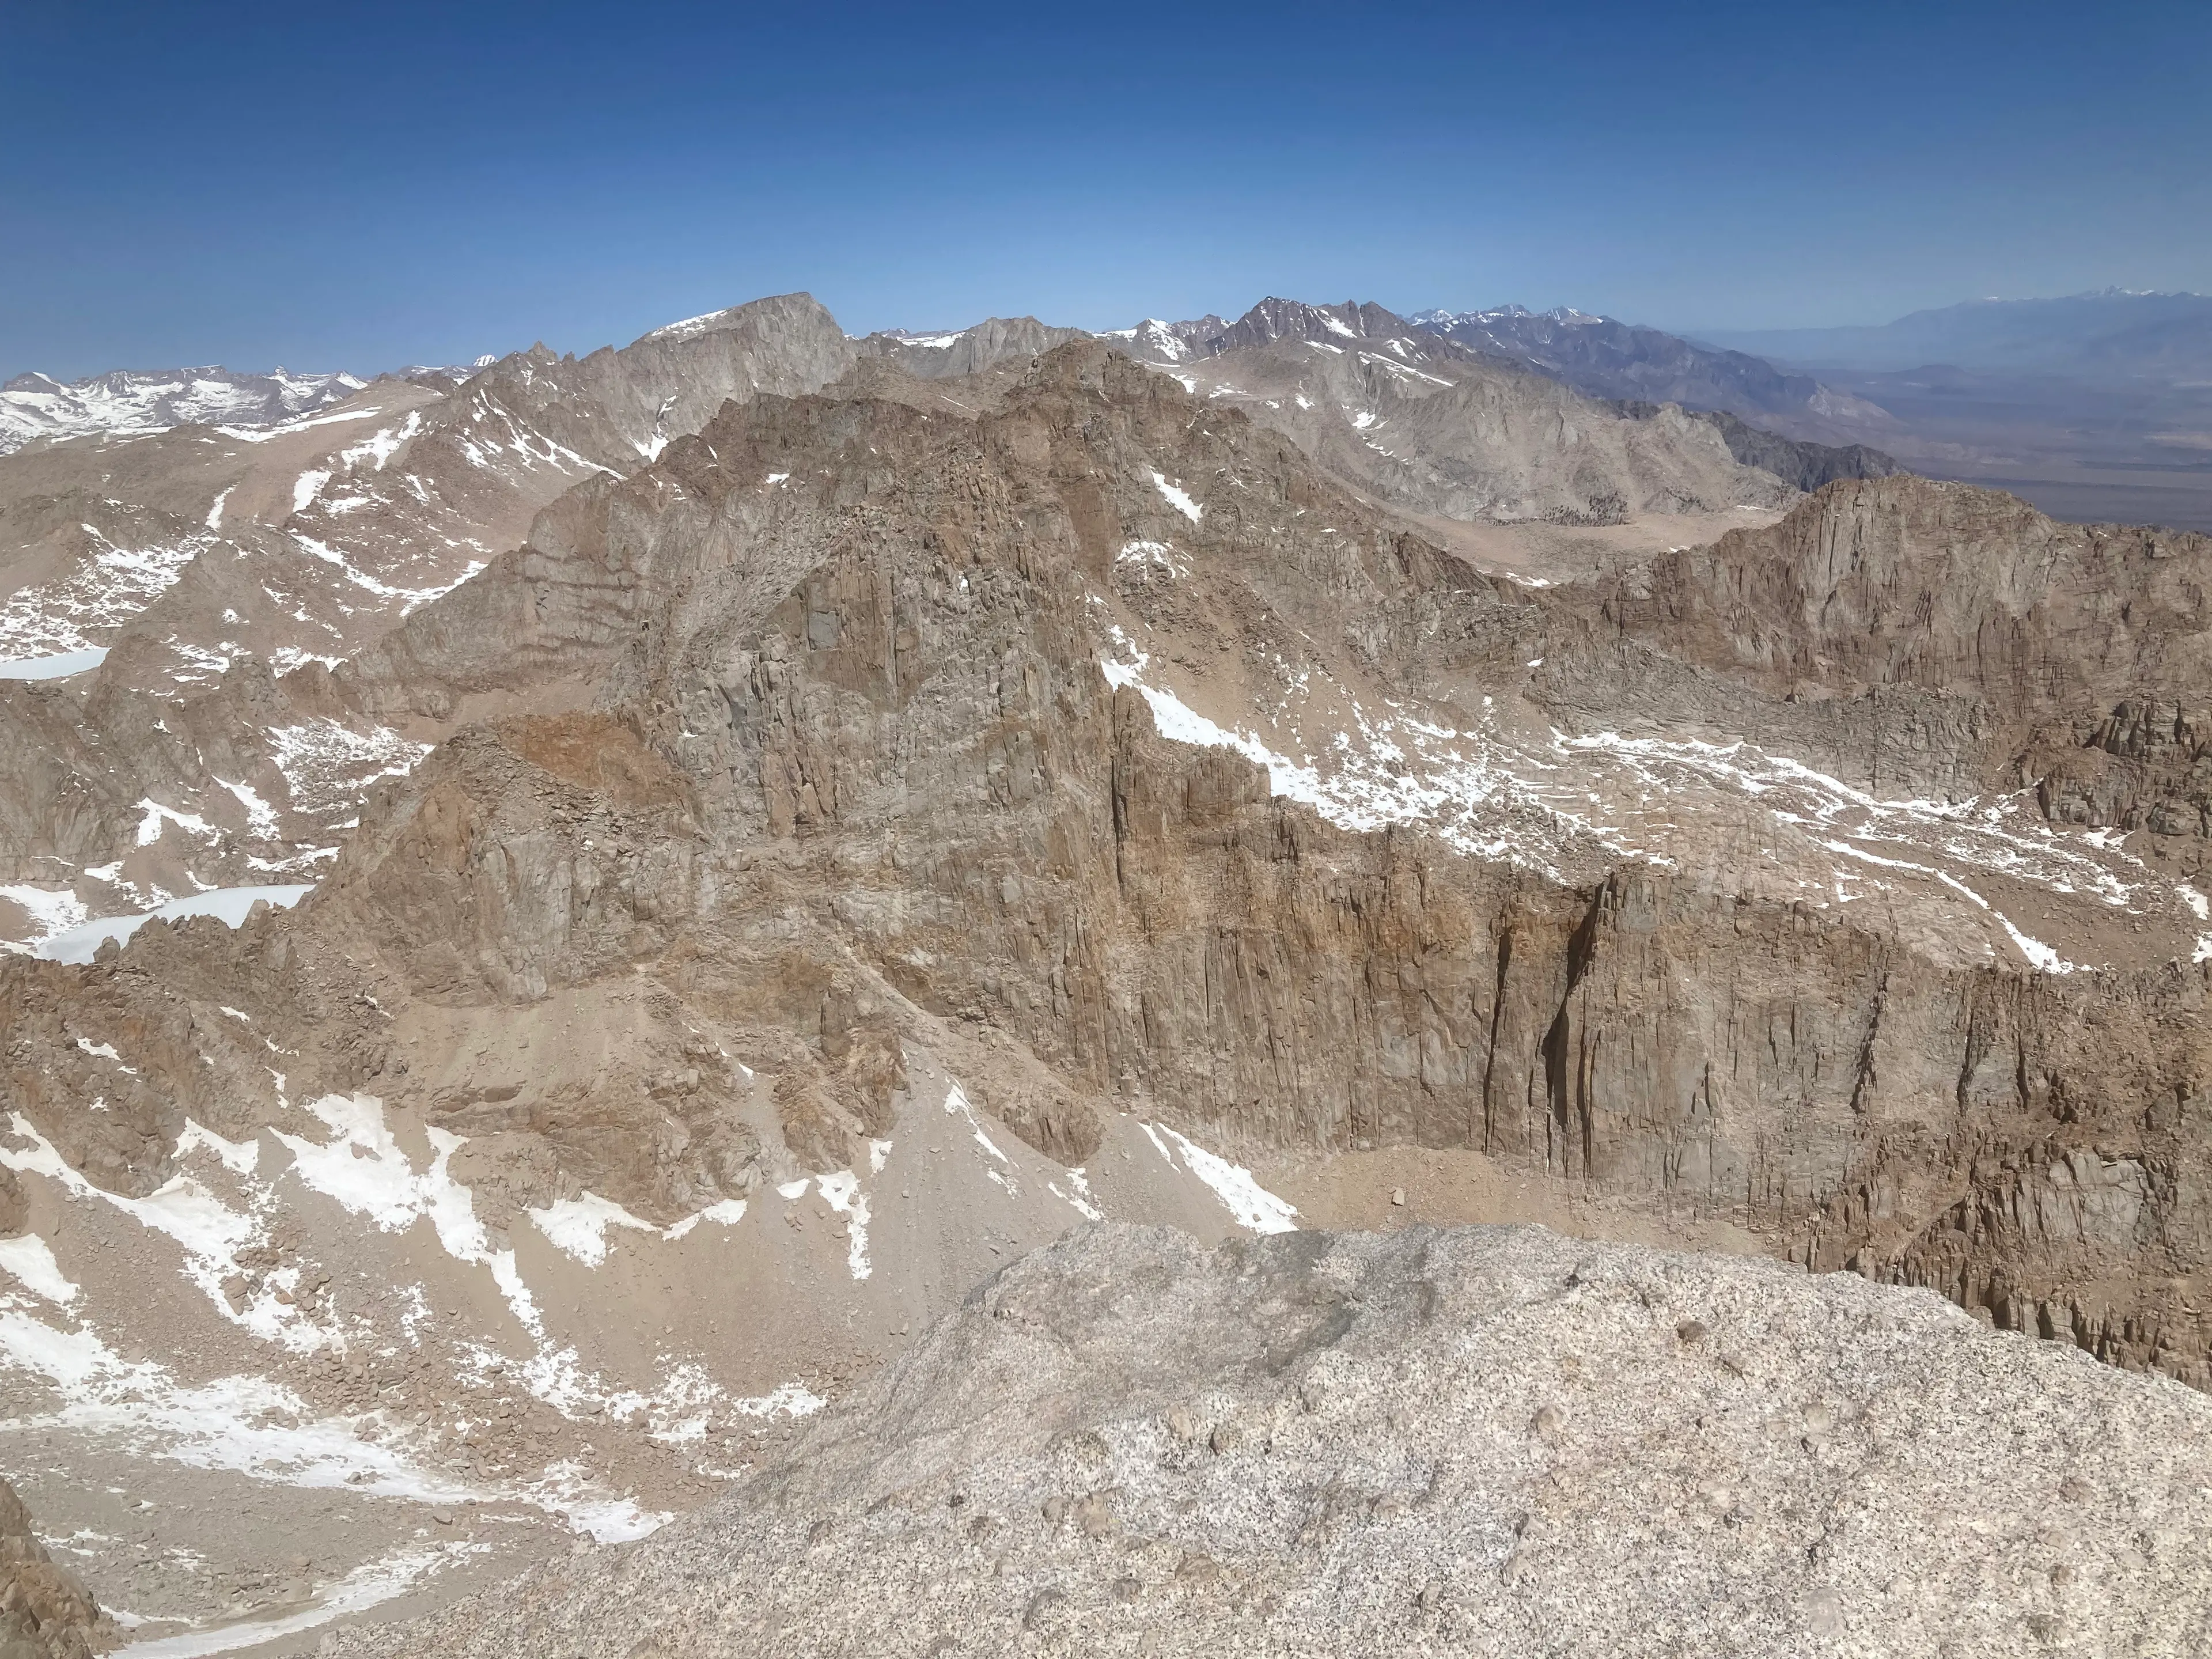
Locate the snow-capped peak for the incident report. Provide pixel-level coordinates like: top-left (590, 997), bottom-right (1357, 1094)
top-left (0, 365), bottom-right (364, 456)
top-left (643, 308), bottom-right (744, 344)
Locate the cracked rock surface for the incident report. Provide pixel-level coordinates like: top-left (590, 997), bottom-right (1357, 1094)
top-left (325, 1222), bottom-right (2212, 1658)
top-left (0, 1476), bottom-right (107, 1659)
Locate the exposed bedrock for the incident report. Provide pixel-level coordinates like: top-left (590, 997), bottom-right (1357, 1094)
top-left (0, 1478), bottom-right (107, 1659)
top-left (6, 347), bottom-right (2210, 1391)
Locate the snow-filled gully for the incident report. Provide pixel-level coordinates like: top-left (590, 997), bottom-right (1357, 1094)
top-left (1096, 615), bottom-right (2182, 974)
top-left (0, 1074), bottom-right (1300, 1563)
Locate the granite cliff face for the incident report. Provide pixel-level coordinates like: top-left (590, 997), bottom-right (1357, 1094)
top-left (8, 302), bottom-right (2212, 1648)
top-left (0, 296), bottom-right (856, 951)
top-left (9, 342), bottom-right (2210, 1391)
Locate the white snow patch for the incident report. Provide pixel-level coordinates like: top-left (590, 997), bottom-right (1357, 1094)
top-left (1143, 1124), bottom-right (1300, 1234)
top-left (274, 1095), bottom-right (435, 1232)
top-left (1116, 539), bottom-right (1188, 577)
top-left (1819, 840), bottom-right (2081, 972)
top-left (1, 884), bottom-right (90, 943)
top-left (175, 1120), bottom-right (259, 1176)
top-left (660, 1199), bottom-right (747, 1242)
top-left (266, 719), bottom-right (431, 817)
top-left (527, 1193), bottom-right (658, 1268)
top-left (815, 1171), bottom-right (872, 1281)
top-left (645, 309), bottom-right (736, 343)
top-left (1150, 471), bottom-right (1202, 523)
top-left (1050, 1167), bottom-right (1103, 1222)
top-left (0, 1115), bottom-right (300, 1343)
top-left (0, 1234), bottom-right (78, 1305)
top-left (728, 1382), bottom-right (824, 1419)
top-left (942, 1084), bottom-right (1011, 1168)
top-left (1118, 680), bottom-right (1330, 811)
top-left (134, 801), bottom-right (216, 847)
top-left (111, 1543), bottom-right (484, 1658)
top-left (217, 779), bottom-right (280, 837)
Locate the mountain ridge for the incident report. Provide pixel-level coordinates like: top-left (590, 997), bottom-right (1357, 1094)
top-left (0, 364), bottom-right (368, 455)
top-left (1406, 302), bottom-right (1898, 445)
top-left (5, 293), bottom-right (2212, 1650)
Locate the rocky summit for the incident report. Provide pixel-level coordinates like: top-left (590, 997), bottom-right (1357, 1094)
top-left (324, 1224), bottom-right (2212, 1659)
top-left (1, 290), bottom-right (2210, 1651)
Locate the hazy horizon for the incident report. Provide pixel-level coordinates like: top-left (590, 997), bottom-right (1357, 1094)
top-left (9, 283), bottom-right (2212, 384)
top-left (5, 0), bottom-right (2207, 381)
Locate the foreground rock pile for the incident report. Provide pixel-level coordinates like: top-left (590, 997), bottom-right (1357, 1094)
top-left (0, 1479), bottom-right (106, 1659)
top-left (326, 1223), bottom-right (2212, 1658)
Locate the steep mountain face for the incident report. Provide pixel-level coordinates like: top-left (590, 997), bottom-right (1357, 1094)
top-left (1110, 298), bottom-right (1800, 526)
top-left (477, 294), bottom-right (857, 465)
top-left (1097, 316), bottom-right (1226, 362)
top-left (7, 298), bottom-right (2212, 1649)
top-left (1703, 288), bottom-right (2212, 378)
top-left (1411, 304), bottom-right (1898, 446)
top-left (327, 1224), bottom-right (2212, 1659)
top-left (0, 295), bottom-right (858, 955)
top-left (1600, 476), bottom-right (2212, 759)
top-left (855, 317), bottom-right (1090, 379)
top-left (10, 343), bottom-right (2211, 1403)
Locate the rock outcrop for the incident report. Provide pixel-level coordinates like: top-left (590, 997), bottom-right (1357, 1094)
top-left (322, 1223), bottom-right (2212, 1658)
top-left (0, 295), bottom-right (859, 943)
top-left (5, 343), bottom-right (2207, 1393)
top-left (0, 1479), bottom-right (105, 1659)
top-left (1607, 402), bottom-right (1900, 490)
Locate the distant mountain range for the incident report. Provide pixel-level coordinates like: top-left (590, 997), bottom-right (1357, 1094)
top-left (0, 302), bottom-right (1900, 484)
top-left (1407, 305), bottom-right (1893, 433)
top-left (1097, 297), bottom-right (1898, 497)
top-left (24, 286), bottom-right (2212, 539)
top-left (1696, 289), bottom-right (2212, 378)
top-left (0, 366), bottom-right (366, 454)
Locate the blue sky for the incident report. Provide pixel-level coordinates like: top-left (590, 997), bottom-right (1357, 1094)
top-left (3, 0), bottom-right (2206, 379)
